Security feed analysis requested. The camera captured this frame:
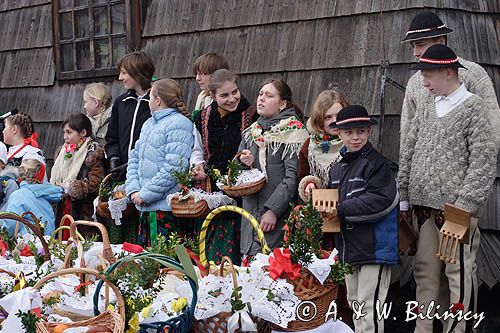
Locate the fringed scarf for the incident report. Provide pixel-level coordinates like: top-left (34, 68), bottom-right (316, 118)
top-left (308, 133), bottom-right (343, 187)
top-left (50, 137), bottom-right (91, 185)
top-left (243, 115), bottom-right (308, 179)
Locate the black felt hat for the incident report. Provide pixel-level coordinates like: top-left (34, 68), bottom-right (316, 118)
top-left (412, 44), bottom-right (466, 70)
top-left (329, 105), bottom-right (377, 129)
top-left (402, 11), bottom-right (454, 42)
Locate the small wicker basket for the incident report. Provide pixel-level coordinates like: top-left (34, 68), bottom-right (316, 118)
top-left (171, 178), bottom-right (212, 219)
top-left (33, 267), bottom-right (125, 333)
top-left (222, 153), bottom-right (266, 197)
top-left (96, 173), bottom-right (135, 219)
top-left (192, 256), bottom-right (247, 333)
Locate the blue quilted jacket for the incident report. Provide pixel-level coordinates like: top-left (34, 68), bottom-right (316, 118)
top-left (125, 108), bottom-right (193, 212)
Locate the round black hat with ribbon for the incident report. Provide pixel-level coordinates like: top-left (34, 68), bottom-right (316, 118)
top-left (412, 44), bottom-right (466, 71)
top-left (402, 11), bottom-right (454, 42)
top-left (329, 105), bottom-right (378, 129)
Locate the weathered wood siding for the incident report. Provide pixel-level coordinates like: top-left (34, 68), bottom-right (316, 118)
top-left (0, 0), bottom-right (497, 227)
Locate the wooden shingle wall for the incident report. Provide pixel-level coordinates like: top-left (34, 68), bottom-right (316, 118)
top-left (0, 0), bottom-right (497, 227)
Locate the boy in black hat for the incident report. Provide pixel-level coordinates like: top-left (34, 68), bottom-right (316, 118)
top-left (328, 105), bottom-right (399, 333)
top-left (398, 44), bottom-right (497, 333)
top-left (399, 11), bottom-right (500, 153)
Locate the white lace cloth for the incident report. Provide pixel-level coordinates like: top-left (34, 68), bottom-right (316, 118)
top-left (167, 188), bottom-right (235, 210)
top-left (251, 248), bottom-right (339, 285)
top-left (195, 267), bottom-right (298, 329)
top-left (216, 169), bottom-right (266, 189)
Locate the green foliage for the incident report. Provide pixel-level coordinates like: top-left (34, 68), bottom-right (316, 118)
top-left (207, 158), bottom-right (241, 186)
top-left (99, 178), bottom-right (125, 201)
top-left (170, 162), bottom-right (193, 196)
top-left (50, 234), bottom-right (98, 263)
top-left (284, 200), bottom-right (323, 265)
top-left (329, 261), bottom-right (354, 284)
top-left (16, 310), bottom-right (40, 332)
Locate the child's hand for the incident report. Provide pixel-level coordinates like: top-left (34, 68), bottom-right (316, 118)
top-left (239, 150), bottom-right (254, 166)
top-left (191, 164), bottom-right (207, 180)
top-left (131, 192), bottom-right (145, 206)
top-left (260, 210), bottom-right (277, 232)
top-left (305, 182), bottom-right (316, 200)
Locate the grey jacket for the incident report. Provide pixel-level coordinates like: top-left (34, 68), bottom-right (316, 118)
top-left (239, 107), bottom-right (302, 256)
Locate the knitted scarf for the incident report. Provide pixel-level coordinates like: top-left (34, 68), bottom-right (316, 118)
top-left (50, 137), bottom-right (90, 185)
top-left (244, 115), bottom-right (308, 178)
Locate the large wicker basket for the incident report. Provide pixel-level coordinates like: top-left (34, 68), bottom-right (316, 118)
top-left (96, 173), bottom-right (135, 219)
top-left (33, 267), bottom-right (125, 333)
top-left (272, 268), bottom-right (338, 331)
top-left (94, 251), bottom-right (198, 333)
top-left (171, 178), bottom-right (211, 219)
top-left (0, 211), bottom-right (51, 262)
top-left (222, 153), bottom-right (266, 197)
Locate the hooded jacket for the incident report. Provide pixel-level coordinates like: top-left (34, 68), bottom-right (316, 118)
top-left (1, 181), bottom-right (63, 236)
top-left (329, 142), bottom-right (399, 265)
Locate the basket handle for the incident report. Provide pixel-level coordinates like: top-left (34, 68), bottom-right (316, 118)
top-left (98, 173), bottom-right (115, 200)
top-left (13, 211), bottom-right (43, 238)
top-left (0, 212), bottom-right (51, 262)
top-left (33, 267), bottom-right (125, 323)
top-left (219, 256), bottom-right (239, 300)
top-left (199, 205), bottom-right (270, 266)
top-left (0, 268), bottom-right (16, 278)
top-left (64, 217), bottom-right (115, 269)
top-left (93, 252), bottom-right (198, 326)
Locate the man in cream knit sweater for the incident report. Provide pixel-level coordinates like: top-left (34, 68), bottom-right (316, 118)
top-left (399, 12), bottom-right (500, 333)
top-left (398, 41), bottom-right (497, 333)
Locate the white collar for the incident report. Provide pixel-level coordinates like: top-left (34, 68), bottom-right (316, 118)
top-left (435, 83), bottom-right (467, 105)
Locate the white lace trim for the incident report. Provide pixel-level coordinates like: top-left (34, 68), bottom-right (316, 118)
top-left (167, 188), bottom-right (235, 210)
top-left (216, 169), bottom-right (266, 190)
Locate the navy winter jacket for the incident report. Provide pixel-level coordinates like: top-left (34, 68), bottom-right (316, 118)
top-left (328, 142), bottom-right (399, 265)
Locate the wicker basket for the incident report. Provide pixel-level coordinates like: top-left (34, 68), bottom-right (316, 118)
top-left (33, 267), bottom-right (125, 333)
top-left (0, 211), bottom-right (51, 262)
top-left (94, 252), bottom-right (198, 333)
top-left (96, 173), bottom-right (135, 219)
top-left (171, 178), bottom-right (212, 219)
top-left (192, 256), bottom-right (247, 333)
top-left (222, 153), bottom-right (266, 197)
top-left (271, 269), bottom-right (338, 332)
top-left (198, 205), bottom-right (270, 268)
top-left (62, 218), bottom-right (116, 269)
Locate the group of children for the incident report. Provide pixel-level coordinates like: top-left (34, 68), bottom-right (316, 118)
top-left (0, 10), bottom-right (497, 333)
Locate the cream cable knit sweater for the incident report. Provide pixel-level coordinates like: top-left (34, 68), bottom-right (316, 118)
top-left (400, 57), bottom-right (500, 150)
top-left (398, 94), bottom-right (497, 216)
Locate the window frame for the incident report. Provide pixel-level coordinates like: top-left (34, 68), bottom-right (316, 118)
top-left (52, 0), bottom-right (142, 80)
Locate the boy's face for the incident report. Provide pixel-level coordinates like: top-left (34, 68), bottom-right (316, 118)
top-left (118, 68), bottom-right (141, 92)
top-left (421, 68), bottom-right (456, 96)
top-left (196, 72), bottom-right (210, 91)
top-left (409, 36), bottom-right (445, 60)
top-left (338, 126), bottom-right (371, 152)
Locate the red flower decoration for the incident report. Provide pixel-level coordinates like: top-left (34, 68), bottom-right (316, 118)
top-left (268, 248), bottom-right (302, 281)
top-left (64, 143), bottom-right (78, 153)
top-left (20, 245), bottom-right (33, 257)
top-left (122, 242), bottom-right (144, 254)
top-left (283, 224), bottom-right (290, 243)
top-left (0, 240), bottom-right (8, 256)
top-left (451, 303), bottom-right (464, 314)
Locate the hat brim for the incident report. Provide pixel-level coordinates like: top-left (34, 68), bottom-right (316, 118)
top-left (411, 61), bottom-right (466, 71)
top-left (329, 118), bottom-right (378, 129)
top-left (401, 27), bottom-right (454, 43)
